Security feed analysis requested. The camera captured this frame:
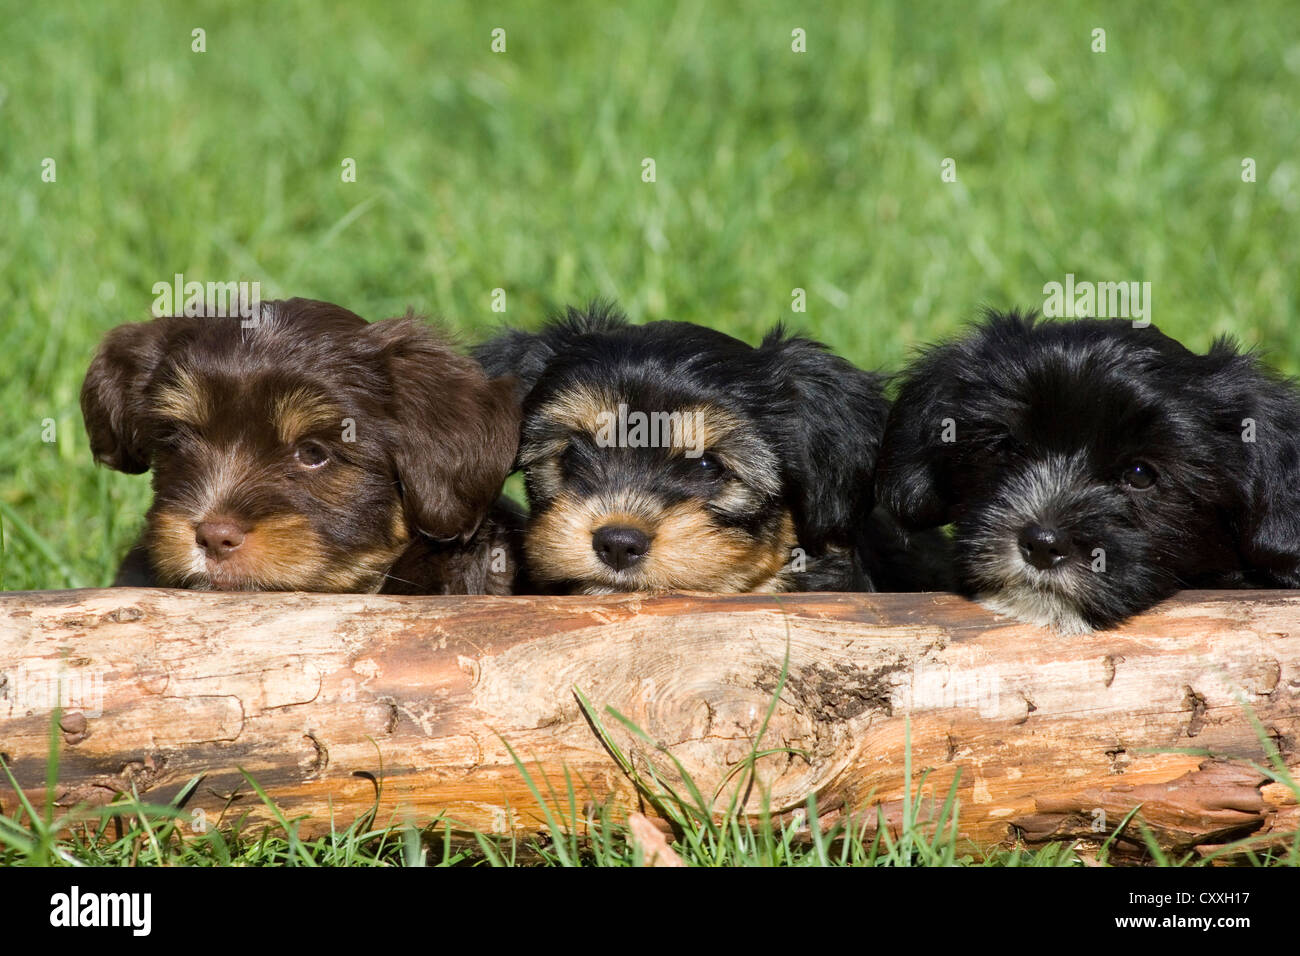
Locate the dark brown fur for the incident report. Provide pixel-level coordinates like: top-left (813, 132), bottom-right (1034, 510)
top-left (81, 297), bottom-right (524, 593)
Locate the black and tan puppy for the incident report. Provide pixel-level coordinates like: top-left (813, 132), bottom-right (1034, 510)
top-left (876, 309), bottom-right (1300, 631)
top-left (81, 297), bottom-right (523, 594)
top-left (476, 302), bottom-right (939, 593)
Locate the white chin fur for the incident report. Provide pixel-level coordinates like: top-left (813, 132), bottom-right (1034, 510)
top-left (976, 588), bottom-right (1094, 635)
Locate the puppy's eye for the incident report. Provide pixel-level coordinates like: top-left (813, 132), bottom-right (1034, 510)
top-left (295, 441), bottom-right (330, 469)
top-left (1121, 462), bottom-right (1156, 490)
top-left (153, 420), bottom-right (192, 447)
top-left (691, 453), bottom-right (727, 479)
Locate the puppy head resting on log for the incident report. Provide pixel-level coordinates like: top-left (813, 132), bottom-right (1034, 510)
top-left (875, 308), bottom-right (1300, 633)
top-left (474, 301), bottom-right (921, 593)
top-left (81, 297), bottom-right (522, 593)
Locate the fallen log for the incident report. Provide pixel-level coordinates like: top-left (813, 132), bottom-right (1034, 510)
top-left (0, 588), bottom-right (1297, 860)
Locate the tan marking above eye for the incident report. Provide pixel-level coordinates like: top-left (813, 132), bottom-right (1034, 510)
top-left (534, 388), bottom-right (753, 461)
top-left (590, 405), bottom-right (739, 458)
top-left (527, 389), bottom-right (783, 503)
top-left (673, 408), bottom-right (744, 457)
top-left (153, 366), bottom-right (212, 426)
top-left (518, 435), bottom-right (570, 471)
top-left (273, 389), bottom-right (345, 445)
top-left (535, 383), bottom-right (618, 435)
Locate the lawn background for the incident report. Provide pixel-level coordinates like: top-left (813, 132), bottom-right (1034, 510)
top-left (2, 0), bottom-right (1298, 590)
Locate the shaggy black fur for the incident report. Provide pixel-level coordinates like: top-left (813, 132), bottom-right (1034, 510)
top-left (875, 309), bottom-right (1300, 631)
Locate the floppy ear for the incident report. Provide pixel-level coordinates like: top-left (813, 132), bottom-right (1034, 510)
top-left (472, 328), bottom-right (558, 402)
top-left (1220, 352), bottom-right (1300, 585)
top-left (473, 300), bottom-right (630, 401)
top-left (760, 330), bottom-right (888, 551)
top-left (374, 317), bottom-right (521, 542)
top-left (80, 318), bottom-right (175, 473)
top-left (874, 346), bottom-right (962, 530)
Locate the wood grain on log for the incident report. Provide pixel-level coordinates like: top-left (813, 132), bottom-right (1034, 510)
top-left (0, 588), bottom-right (1296, 859)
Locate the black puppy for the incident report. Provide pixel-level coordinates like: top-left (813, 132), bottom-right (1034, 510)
top-left (476, 302), bottom-right (940, 593)
top-left (82, 297), bottom-right (524, 594)
top-left (876, 309), bottom-right (1300, 631)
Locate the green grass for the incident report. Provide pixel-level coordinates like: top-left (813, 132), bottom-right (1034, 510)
top-left (4, 697), bottom-right (1297, 867)
top-left (3, 0), bottom-right (1298, 589)
top-left (4, 648), bottom-right (1298, 867)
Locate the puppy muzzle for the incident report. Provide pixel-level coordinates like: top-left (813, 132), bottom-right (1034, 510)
top-left (960, 454), bottom-right (1110, 632)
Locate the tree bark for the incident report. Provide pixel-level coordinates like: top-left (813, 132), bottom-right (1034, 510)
top-left (0, 588), bottom-right (1296, 860)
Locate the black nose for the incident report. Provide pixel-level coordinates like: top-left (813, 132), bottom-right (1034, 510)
top-left (592, 525), bottom-right (650, 571)
top-left (1018, 524), bottom-right (1071, 570)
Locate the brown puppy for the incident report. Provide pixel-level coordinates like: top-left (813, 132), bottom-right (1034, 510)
top-left (81, 297), bottom-right (523, 594)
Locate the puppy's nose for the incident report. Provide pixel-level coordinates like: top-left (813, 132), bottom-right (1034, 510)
top-left (1018, 524), bottom-right (1071, 570)
top-left (592, 525), bottom-right (650, 571)
top-left (196, 520), bottom-right (247, 560)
